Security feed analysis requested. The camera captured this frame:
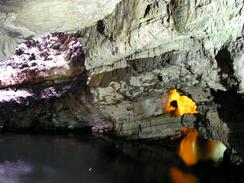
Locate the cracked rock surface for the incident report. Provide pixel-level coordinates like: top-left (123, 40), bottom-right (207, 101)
top-left (84, 0), bottom-right (243, 143)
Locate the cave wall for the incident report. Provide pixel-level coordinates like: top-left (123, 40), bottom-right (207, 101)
top-left (0, 0), bottom-right (243, 145)
top-left (83, 0), bottom-right (243, 142)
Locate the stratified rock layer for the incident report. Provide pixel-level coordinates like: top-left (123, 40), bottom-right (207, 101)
top-left (83, 0), bottom-right (243, 143)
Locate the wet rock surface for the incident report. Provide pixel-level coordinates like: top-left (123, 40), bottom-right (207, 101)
top-left (0, 0), bottom-right (243, 158)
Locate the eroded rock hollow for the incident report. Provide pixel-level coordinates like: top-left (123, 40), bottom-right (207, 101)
top-left (0, 0), bottom-right (243, 156)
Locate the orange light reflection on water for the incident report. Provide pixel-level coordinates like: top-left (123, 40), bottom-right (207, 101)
top-left (169, 167), bottom-right (199, 183)
top-left (178, 127), bottom-right (200, 166)
top-left (177, 127), bottom-right (226, 166)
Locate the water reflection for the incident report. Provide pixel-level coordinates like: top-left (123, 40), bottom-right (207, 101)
top-left (178, 128), bottom-right (199, 166)
top-left (0, 133), bottom-right (242, 183)
top-left (178, 127), bottom-right (226, 166)
top-left (0, 134), bottom-right (177, 183)
top-left (0, 160), bottom-right (32, 183)
top-left (169, 167), bottom-right (199, 183)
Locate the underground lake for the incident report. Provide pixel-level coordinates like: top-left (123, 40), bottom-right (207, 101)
top-left (0, 132), bottom-right (243, 183)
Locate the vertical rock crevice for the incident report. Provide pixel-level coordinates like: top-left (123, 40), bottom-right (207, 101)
top-left (215, 48), bottom-right (239, 90)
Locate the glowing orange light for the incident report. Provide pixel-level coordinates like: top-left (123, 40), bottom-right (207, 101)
top-left (169, 167), bottom-right (199, 183)
top-left (178, 127), bottom-right (226, 166)
top-left (164, 89), bottom-right (198, 116)
top-left (178, 127), bottom-right (200, 166)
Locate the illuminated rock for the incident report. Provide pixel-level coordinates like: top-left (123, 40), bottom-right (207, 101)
top-left (0, 32), bottom-right (105, 130)
top-left (0, 32), bottom-right (85, 89)
top-left (164, 88), bottom-right (198, 116)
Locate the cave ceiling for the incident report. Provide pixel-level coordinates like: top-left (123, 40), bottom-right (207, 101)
top-left (0, 0), bottom-right (120, 61)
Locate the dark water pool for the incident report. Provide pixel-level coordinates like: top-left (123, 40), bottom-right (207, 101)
top-left (0, 133), bottom-right (243, 183)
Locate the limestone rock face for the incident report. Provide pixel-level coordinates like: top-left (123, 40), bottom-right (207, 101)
top-left (0, 0), bottom-right (121, 61)
top-left (0, 0), bottom-right (243, 145)
top-left (0, 33), bottom-right (103, 130)
top-left (0, 33), bottom-right (85, 88)
top-left (234, 54), bottom-right (244, 93)
top-left (83, 0), bottom-right (243, 142)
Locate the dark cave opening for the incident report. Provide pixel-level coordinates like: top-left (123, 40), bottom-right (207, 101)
top-left (215, 48), bottom-right (238, 89)
top-left (211, 89), bottom-right (244, 157)
top-left (211, 90), bottom-right (244, 133)
top-left (97, 20), bottom-right (105, 35)
top-left (215, 48), bottom-right (235, 75)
